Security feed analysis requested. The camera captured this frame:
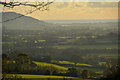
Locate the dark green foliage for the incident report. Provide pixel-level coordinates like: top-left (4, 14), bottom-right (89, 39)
top-left (68, 67), bottom-right (78, 74)
top-left (81, 70), bottom-right (90, 78)
top-left (2, 54), bottom-right (12, 73)
top-left (16, 53), bottom-right (31, 64)
top-left (66, 67), bottom-right (81, 77)
top-left (2, 52), bottom-right (35, 74)
top-left (2, 73), bottom-right (24, 80)
top-left (45, 66), bottom-right (57, 75)
top-left (2, 54), bottom-right (11, 61)
top-left (97, 64), bottom-right (120, 80)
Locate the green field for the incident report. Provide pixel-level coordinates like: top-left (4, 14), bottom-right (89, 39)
top-left (33, 61), bottom-right (68, 73)
top-left (33, 61), bottom-right (104, 73)
top-left (98, 54), bottom-right (118, 59)
top-left (52, 60), bottom-right (107, 73)
top-left (51, 44), bottom-right (118, 49)
top-left (76, 67), bottom-right (105, 74)
top-left (51, 60), bottom-right (93, 67)
top-left (4, 74), bottom-right (92, 80)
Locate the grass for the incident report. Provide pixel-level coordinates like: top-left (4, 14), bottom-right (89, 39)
top-left (51, 60), bottom-right (93, 67)
top-left (33, 60), bottom-right (104, 73)
top-left (76, 63), bottom-right (93, 67)
top-left (50, 60), bottom-right (105, 73)
top-left (4, 74), bottom-right (91, 80)
top-left (18, 74), bottom-right (76, 78)
top-left (98, 54), bottom-right (118, 59)
top-left (33, 61), bottom-right (68, 73)
top-left (59, 37), bottom-right (73, 39)
top-left (98, 62), bottom-right (107, 66)
top-left (52, 44), bottom-right (118, 49)
top-left (76, 67), bottom-right (106, 74)
top-left (51, 60), bottom-right (74, 65)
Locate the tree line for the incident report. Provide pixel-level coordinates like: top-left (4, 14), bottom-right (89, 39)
top-left (2, 52), bottom-right (97, 79)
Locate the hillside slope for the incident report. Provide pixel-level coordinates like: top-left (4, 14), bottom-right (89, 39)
top-left (2, 12), bottom-right (61, 30)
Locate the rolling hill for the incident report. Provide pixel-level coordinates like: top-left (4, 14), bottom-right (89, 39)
top-left (2, 12), bottom-right (61, 30)
top-left (33, 61), bottom-right (68, 73)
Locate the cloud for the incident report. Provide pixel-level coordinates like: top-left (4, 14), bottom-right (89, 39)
top-left (54, 2), bottom-right (86, 9)
top-left (55, 2), bottom-right (68, 8)
top-left (53, 2), bottom-right (118, 9)
top-left (87, 2), bottom-right (118, 8)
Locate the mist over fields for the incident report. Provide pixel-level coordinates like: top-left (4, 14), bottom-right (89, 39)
top-left (2, 12), bottom-right (118, 75)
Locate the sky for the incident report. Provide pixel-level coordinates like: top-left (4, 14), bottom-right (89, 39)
top-left (2, 2), bottom-right (119, 20)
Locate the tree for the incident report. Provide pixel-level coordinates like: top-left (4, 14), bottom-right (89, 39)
top-left (0, 1), bottom-right (54, 22)
top-left (99, 64), bottom-right (120, 80)
top-left (68, 67), bottom-right (78, 74)
top-left (81, 70), bottom-right (90, 78)
top-left (15, 53), bottom-right (36, 73)
top-left (45, 66), bottom-right (56, 75)
top-left (16, 53), bottom-right (30, 64)
top-left (2, 54), bottom-right (11, 61)
top-left (0, 1), bottom-right (53, 9)
top-left (2, 54), bottom-right (11, 73)
top-left (67, 67), bottom-right (79, 77)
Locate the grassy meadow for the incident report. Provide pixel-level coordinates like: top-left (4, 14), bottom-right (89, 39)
top-left (33, 61), bottom-right (68, 73)
top-left (33, 60), bottom-right (105, 74)
top-left (3, 74), bottom-right (92, 80)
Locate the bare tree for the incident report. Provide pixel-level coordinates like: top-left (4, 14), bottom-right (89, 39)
top-left (0, 1), bottom-right (53, 9)
top-left (0, 1), bottom-right (54, 22)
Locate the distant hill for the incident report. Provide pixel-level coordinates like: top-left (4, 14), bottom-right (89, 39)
top-left (2, 12), bottom-right (60, 30)
top-left (2, 12), bottom-right (118, 31)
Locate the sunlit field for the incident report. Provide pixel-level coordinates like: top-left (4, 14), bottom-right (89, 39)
top-left (33, 61), bottom-right (68, 73)
top-left (3, 74), bottom-right (92, 80)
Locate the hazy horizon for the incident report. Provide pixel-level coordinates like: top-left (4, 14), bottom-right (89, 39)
top-left (43, 19), bottom-right (118, 24)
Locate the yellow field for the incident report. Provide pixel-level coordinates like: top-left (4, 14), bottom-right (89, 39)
top-left (51, 60), bottom-right (93, 67)
top-left (4, 74), bottom-right (92, 80)
top-left (18, 74), bottom-right (75, 78)
top-left (33, 61), bottom-right (68, 73)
